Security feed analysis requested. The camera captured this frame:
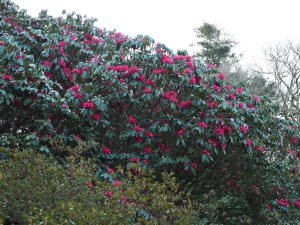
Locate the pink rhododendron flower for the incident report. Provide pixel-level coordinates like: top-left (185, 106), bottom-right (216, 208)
top-left (104, 191), bottom-right (113, 198)
top-left (107, 65), bottom-right (128, 72)
top-left (239, 125), bottom-right (248, 134)
top-left (84, 181), bottom-right (93, 188)
top-left (185, 55), bottom-right (193, 62)
top-left (290, 139), bottom-right (297, 144)
top-left (158, 143), bottom-right (170, 152)
top-left (184, 68), bottom-right (192, 75)
top-left (164, 91), bottom-right (178, 103)
top-left (91, 38), bottom-right (103, 44)
top-left (236, 87), bottom-right (243, 94)
top-left (207, 101), bottom-right (217, 109)
top-left (143, 88), bottom-right (152, 94)
top-left (58, 60), bottom-right (66, 67)
top-left (44, 72), bottom-right (52, 79)
top-left (116, 65), bottom-right (129, 72)
top-left (143, 147), bottom-right (152, 154)
top-left (143, 159), bottom-right (148, 165)
top-left (294, 201), bottom-right (300, 208)
top-left (212, 85), bottom-right (220, 93)
top-left (113, 180), bottom-right (121, 186)
top-left (136, 75), bottom-right (145, 82)
top-left (226, 94), bottom-right (236, 100)
top-left (107, 168), bottom-right (114, 174)
top-left (134, 136), bottom-right (143, 143)
top-left (133, 125), bottom-right (144, 133)
top-left (63, 67), bottom-right (71, 75)
top-left (202, 150), bottom-right (211, 156)
top-left (83, 101), bottom-right (94, 109)
top-left (248, 104), bottom-right (255, 110)
top-left (223, 125), bottom-right (232, 134)
top-left (180, 100), bottom-right (191, 108)
top-left (245, 138), bottom-right (252, 147)
top-left (43, 60), bottom-right (51, 67)
top-left (152, 68), bottom-right (168, 74)
top-left (102, 146), bottom-right (111, 155)
top-left (198, 122), bottom-right (208, 129)
top-left (276, 199), bottom-right (289, 207)
top-left (195, 77), bottom-right (202, 84)
top-left (58, 41), bottom-right (66, 47)
top-left (252, 96), bottom-right (260, 102)
top-left (266, 204), bottom-right (272, 211)
top-left (61, 103), bottom-right (68, 108)
top-left (129, 168), bottom-right (137, 175)
top-left (191, 162), bottom-right (198, 170)
top-left (226, 101), bottom-right (233, 107)
top-left (72, 68), bottom-right (83, 74)
top-left (161, 54), bottom-right (174, 64)
top-left (208, 139), bottom-right (217, 147)
top-left (189, 77), bottom-right (196, 84)
top-left (199, 112), bottom-right (206, 118)
top-left (220, 143), bottom-right (227, 149)
top-left (127, 116), bottom-right (137, 124)
top-left (145, 131), bottom-right (153, 138)
top-left (120, 195), bottom-right (129, 207)
top-left (288, 150), bottom-right (296, 159)
top-left (70, 35), bottom-right (77, 41)
top-left (173, 55), bottom-right (186, 61)
top-left (115, 37), bottom-right (128, 44)
top-left (74, 135), bottom-right (82, 142)
top-left (177, 129), bottom-right (185, 137)
top-left (66, 74), bottom-right (73, 82)
top-left (73, 93), bottom-right (83, 99)
top-left (2, 74), bottom-right (12, 81)
top-left (69, 85), bottom-right (80, 92)
top-left (91, 114), bottom-right (101, 121)
top-left (186, 61), bottom-right (194, 67)
top-left (224, 85), bottom-right (232, 90)
top-left (13, 99), bottom-right (21, 107)
top-left (206, 64), bottom-right (215, 69)
top-left (217, 73), bottom-right (225, 79)
top-left (130, 157), bottom-right (139, 164)
top-left (214, 127), bottom-right (224, 135)
top-left (127, 66), bottom-right (139, 75)
top-left (144, 79), bottom-right (155, 86)
top-left (237, 103), bottom-right (244, 109)
top-left (26, 75), bottom-right (34, 82)
top-left (254, 146), bottom-right (265, 153)
top-left (57, 47), bottom-right (65, 55)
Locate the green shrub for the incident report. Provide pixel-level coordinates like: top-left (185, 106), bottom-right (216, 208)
top-left (29, 173), bottom-right (197, 225)
top-left (0, 148), bottom-right (197, 224)
top-left (0, 148), bottom-right (97, 224)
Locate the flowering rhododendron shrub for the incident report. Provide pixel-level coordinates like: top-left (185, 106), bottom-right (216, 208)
top-left (0, 0), bottom-right (300, 223)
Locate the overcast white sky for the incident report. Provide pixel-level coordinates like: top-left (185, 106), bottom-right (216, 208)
top-left (12, 0), bottom-right (300, 66)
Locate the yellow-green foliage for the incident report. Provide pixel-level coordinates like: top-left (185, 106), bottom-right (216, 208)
top-left (0, 148), bottom-right (103, 224)
top-left (121, 171), bottom-right (197, 225)
top-left (0, 148), bottom-right (197, 225)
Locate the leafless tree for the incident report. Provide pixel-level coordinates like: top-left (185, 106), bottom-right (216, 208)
top-left (259, 41), bottom-right (300, 125)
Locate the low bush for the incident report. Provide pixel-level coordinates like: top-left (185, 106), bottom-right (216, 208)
top-left (0, 148), bottom-right (197, 224)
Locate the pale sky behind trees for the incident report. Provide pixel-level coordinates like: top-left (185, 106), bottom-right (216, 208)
top-left (12, 0), bottom-right (300, 66)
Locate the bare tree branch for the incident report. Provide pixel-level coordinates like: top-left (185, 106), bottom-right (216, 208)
top-left (257, 41), bottom-right (300, 125)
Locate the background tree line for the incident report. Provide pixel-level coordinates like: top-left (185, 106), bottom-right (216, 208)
top-left (193, 22), bottom-right (300, 125)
